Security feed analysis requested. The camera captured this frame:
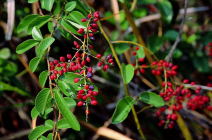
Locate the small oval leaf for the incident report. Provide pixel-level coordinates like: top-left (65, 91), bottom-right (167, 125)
top-left (57, 118), bottom-right (71, 129)
top-left (29, 57), bottom-right (40, 72)
top-left (35, 88), bottom-right (51, 114)
top-left (112, 97), bottom-right (135, 124)
top-left (65, 1), bottom-right (76, 12)
top-left (28, 126), bottom-right (49, 140)
top-left (36, 37), bottom-right (55, 58)
top-left (47, 133), bottom-right (53, 140)
top-left (31, 107), bottom-right (40, 120)
top-left (139, 91), bottom-right (164, 107)
top-left (58, 80), bottom-right (77, 99)
top-left (32, 26), bottom-right (43, 41)
top-left (39, 70), bottom-right (49, 88)
top-left (44, 120), bottom-right (54, 129)
top-left (64, 97), bottom-right (76, 109)
top-left (54, 89), bottom-right (80, 131)
top-left (16, 39), bottom-right (39, 54)
top-left (121, 63), bottom-right (134, 84)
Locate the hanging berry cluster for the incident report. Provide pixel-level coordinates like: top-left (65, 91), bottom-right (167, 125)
top-left (204, 42), bottom-right (212, 57)
top-left (49, 11), bottom-right (114, 117)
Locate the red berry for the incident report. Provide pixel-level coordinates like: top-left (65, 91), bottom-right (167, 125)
top-left (92, 29), bottom-right (97, 33)
top-left (85, 85), bottom-right (89, 90)
top-left (88, 26), bottom-right (92, 30)
top-left (81, 18), bottom-right (86, 22)
top-left (135, 46), bottom-right (139, 50)
top-left (82, 95), bottom-right (87, 100)
top-left (63, 67), bottom-right (67, 72)
top-left (91, 100), bottom-right (98, 105)
top-left (108, 59), bottom-right (113, 63)
top-left (50, 62), bottom-right (54, 66)
top-left (77, 94), bottom-right (82, 99)
top-left (98, 62), bottom-right (102, 67)
top-left (183, 79), bottom-right (189, 84)
top-left (59, 70), bottom-right (63, 75)
top-left (54, 60), bottom-right (59, 64)
top-left (152, 61), bottom-right (157, 65)
top-left (53, 70), bottom-right (58, 74)
top-left (77, 101), bottom-right (83, 106)
top-left (57, 64), bottom-right (60, 67)
top-left (86, 57), bottom-right (90, 62)
top-left (84, 34), bottom-right (87, 38)
top-left (85, 110), bottom-right (90, 115)
top-left (77, 28), bottom-right (84, 34)
top-left (96, 54), bottom-right (101, 58)
top-left (103, 65), bottom-right (109, 71)
top-left (132, 52), bottom-right (136, 55)
top-left (89, 33), bottom-right (94, 36)
top-left (93, 91), bottom-right (98, 96)
top-left (50, 75), bottom-right (54, 80)
top-left (78, 89), bottom-right (85, 94)
top-left (139, 68), bottom-right (145, 74)
top-left (87, 14), bottom-right (91, 18)
top-left (89, 45), bottom-right (93, 49)
top-left (60, 56), bottom-right (66, 62)
top-left (93, 18), bottom-right (99, 22)
top-left (74, 41), bottom-right (78, 46)
top-left (138, 58), bottom-right (144, 62)
top-left (75, 52), bottom-right (80, 57)
top-left (92, 23), bottom-right (98, 28)
top-left (74, 78), bottom-right (80, 83)
top-left (67, 54), bottom-right (72, 59)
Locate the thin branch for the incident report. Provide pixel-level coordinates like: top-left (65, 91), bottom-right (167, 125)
top-left (184, 84), bottom-right (212, 91)
top-left (165, 0), bottom-right (188, 62)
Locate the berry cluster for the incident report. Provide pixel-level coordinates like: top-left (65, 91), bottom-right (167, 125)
top-left (78, 11), bottom-right (100, 41)
top-left (204, 42), bottom-right (212, 57)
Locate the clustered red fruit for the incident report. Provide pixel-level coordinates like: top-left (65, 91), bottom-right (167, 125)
top-left (78, 11), bottom-right (100, 41)
top-left (204, 42), bottom-right (212, 57)
top-left (48, 11), bottom-right (114, 115)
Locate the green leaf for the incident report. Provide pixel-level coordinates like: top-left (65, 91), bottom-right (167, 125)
top-left (31, 107), bottom-right (40, 120)
top-left (57, 118), bottom-right (71, 129)
top-left (35, 88), bottom-right (51, 114)
top-left (47, 133), bottom-right (53, 140)
top-left (58, 72), bottom-right (98, 91)
top-left (118, 0), bottom-right (125, 3)
top-left (2, 61), bottom-right (18, 76)
top-left (58, 80), bottom-right (77, 99)
top-left (61, 19), bottom-right (81, 36)
top-left (136, 46), bottom-right (145, 59)
top-left (0, 81), bottom-right (32, 98)
top-left (186, 34), bottom-right (197, 43)
top-left (27, 15), bottom-right (52, 35)
top-left (0, 48), bottom-right (11, 59)
top-left (121, 63), bottom-right (134, 84)
top-left (40, 108), bottom-right (53, 119)
top-left (157, 1), bottom-right (173, 24)
top-left (139, 91), bottom-right (164, 107)
top-left (38, 136), bottom-right (48, 140)
top-left (46, 98), bottom-right (55, 108)
top-left (41, 0), bottom-right (54, 11)
top-left (28, 126), bottom-right (49, 140)
top-left (36, 37), bottom-right (55, 58)
top-left (28, 0), bottom-right (38, 3)
top-left (16, 39), bottom-right (39, 54)
top-left (29, 57), bottom-right (41, 72)
top-left (147, 35), bottom-right (163, 53)
top-left (17, 14), bottom-right (40, 33)
top-left (65, 19), bottom-right (86, 29)
top-left (65, 1), bottom-right (77, 12)
top-left (66, 11), bottom-right (87, 27)
top-left (112, 97), bottom-right (135, 124)
top-left (39, 70), bottom-right (48, 88)
top-left (172, 49), bottom-right (182, 58)
top-left (44, 120), bottom-right (54, 129)
top-left (54, 89), bottom-right (80, 131)
top-left (32, 26), bottom-right (43, 41)
top-left (137, 0), bottom-right (156, 5)
top-left (64, 97), bottom-right (76, 109)
top-left (163, 30), bottom-right (179, 41)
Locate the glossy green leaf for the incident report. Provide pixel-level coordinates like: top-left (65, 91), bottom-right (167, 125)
top-left (118, 0), bottom-right (125, 3)
top-left (164, 30), bottom-right (179, 41)
top-left (157, 1), bottom-right (173, 24)
top-left (112, 97), bottom-right (135, 124)
top-left (46, 98), bottom-right (55, 108)
top-left (41, 0), bottom-right (54, 11)
top-left (137, 0), bottom-right (156, 5)
top-left (65, 1), bottom-right (77, 12)
top-left (139, 91), bottom-right (164, 107)
top-left (61, 19), bottom-right (81, 36)
top-left (186, 34), bottom-right (197, 43)
top-left (31, 107), bottom-right (40, 120)
top-left (65, 19), bottom-right (85, 29)
top-left (121, 63), bottom-right (134, 84)
top-left (54, 89), bottom-right (80, 131)
top-left (39, 70), bottom-right (48, 88)
top-left (36, 37), bottom-right (55, 58)
top-left (64, 97), bottom-right (76, 109)
top-left (29, 57), bottom-right (40, 72)
top-left (40, 108), bottom-right (53, 119)
top-left (2, 61), bottom-right (18, 76)
top-left (28, 0), bottom-right (38, 3)
top-left (44, 120), bottom-right (54, 129)
top-left (17, 14), bottom-right (40, 33)
top-left (35, 88), bottom-right (51, 114)
top-left (58, 72), bottom-right (98, 91)
top-left (0, 81), bottom-right (32, 98)
top-left (57, 118), bottom-right (71, 129)
top-left (58, 80), bottom-right (77, 99)
top-left (38, 136), bottom-right (48, 140)
top-left (67, 11), bottom-right (87, 26)
top-left (147, 35), bottom-right (163, 53)
top-left (27, 15), bottom-right (52, 35)
top-left (0, 48), bottom-right (11, 59)
top-left (28, 126), bottom-right (49, 140)
top-left (32, 26), bottom-right (43, 41)
top-left (16, 39), bottom-right (39, 54)
top-left (47, 133), bottom-right (53, 140)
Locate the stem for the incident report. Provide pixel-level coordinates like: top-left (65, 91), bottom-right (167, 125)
top-left (98, 21), bottom-right (146, 140)
top-left (130, 0), bottom-right (137, 12)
